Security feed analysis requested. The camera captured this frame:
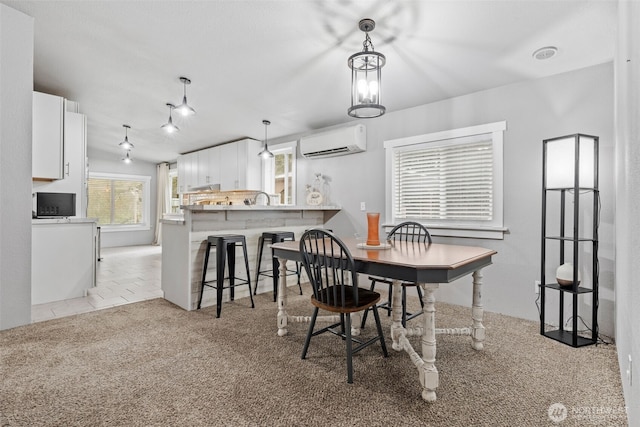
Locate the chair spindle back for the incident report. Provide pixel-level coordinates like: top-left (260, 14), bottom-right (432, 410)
top-left (299, 229), bottom-right (359, 308)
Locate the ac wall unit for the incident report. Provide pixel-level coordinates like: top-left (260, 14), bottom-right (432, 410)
top-left (299, 124), bottom-right (366, 158)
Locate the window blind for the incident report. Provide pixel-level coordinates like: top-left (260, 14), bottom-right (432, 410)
top-left (393, 139), bottom-right (493, 221)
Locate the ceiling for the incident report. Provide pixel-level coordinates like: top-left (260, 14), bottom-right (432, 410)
top-left (2, 0), bottom-right (617, 164)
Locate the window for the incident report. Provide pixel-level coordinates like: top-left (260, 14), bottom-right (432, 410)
top-left (87, 172), bottom-right (151, 231)
top-left (263, 141), bottom-right (297, 205)
top-left (168, 168), bottom-right (181, 214)
top-left (384, 121), bottom-right (506, 239)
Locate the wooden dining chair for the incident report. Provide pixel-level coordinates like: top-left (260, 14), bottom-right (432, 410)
top-left (361, 221), bottom-right (432, 329)
top-left (299, 229), bottom-right (388, 384)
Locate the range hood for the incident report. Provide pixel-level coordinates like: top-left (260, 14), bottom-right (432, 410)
top-left (188, 183), bottom-right (221, 192)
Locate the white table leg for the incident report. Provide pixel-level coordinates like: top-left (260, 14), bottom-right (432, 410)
top-left (420, 283), bottom-right (439, 402)
top-left (389, 279), bottom-right (404, 351)
top-left (277, 257), bottom-right (289, 336)
top-left (471, 269), bottom-right (485, 350)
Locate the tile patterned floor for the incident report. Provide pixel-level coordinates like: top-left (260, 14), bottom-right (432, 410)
top-left (31, 245), bottom-right (163, 323)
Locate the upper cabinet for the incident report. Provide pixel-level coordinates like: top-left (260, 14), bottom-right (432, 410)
top-left (177, 151), bottom-right (196, 192)
top-left (234, 138), bottom-right (261, 190)
top-left (177, 138), bottom-right (262, 193)
top-left (31, 110), bottom-right (88, 217)
top-left (32, 92), bottom-right (64, 180)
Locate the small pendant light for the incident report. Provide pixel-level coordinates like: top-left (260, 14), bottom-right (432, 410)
top-left (122, 150), bottom-right (133, 164)
top-left (118, 124), bottom-right (134, 150)
top-left (161, 103), bottom-right (179, 133)
top-left (348, 19), bottom-right (386, 118)
top-left (174, 77), bottom-right (196, 117)
top-left (258, 119), bottom-right (274, 159)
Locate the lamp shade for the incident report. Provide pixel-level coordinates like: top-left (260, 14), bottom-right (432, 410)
top-left (545, 134), bottom-right (596, 188)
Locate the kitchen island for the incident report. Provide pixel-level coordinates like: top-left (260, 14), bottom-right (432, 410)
top-left (161, 205), bottom-right (340, 311)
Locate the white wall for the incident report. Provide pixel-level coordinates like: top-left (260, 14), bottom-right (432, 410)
top-left (614, 1), bottom-right (640, 424)
top-left (272, 63), bottom-right (615, 338)
top-left (0, 5), bottom-right (33, 330)
top-left (87, 149), bottom-right (158, 248)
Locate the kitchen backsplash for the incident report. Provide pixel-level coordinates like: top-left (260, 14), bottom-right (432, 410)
top-left (181, 190), bottom-right (278, 206)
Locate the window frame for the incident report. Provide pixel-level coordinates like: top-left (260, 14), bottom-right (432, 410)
top-left (384, 121), bottom-right (507, 239)
top-left (87, 172), bottom-right (151, 232)
top-left (262, 140), bottom-right (297, 206)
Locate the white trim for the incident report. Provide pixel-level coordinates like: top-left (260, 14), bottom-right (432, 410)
top-left (382, 223), bottom-right (508, 240)
top-left (384, 121), bottom-right (507, 239)
top-left (263, 140), bottom-right (297, 206)
top-left (384, 121), bottom-right (506, 149)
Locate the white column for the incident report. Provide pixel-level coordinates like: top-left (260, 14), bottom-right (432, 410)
top-left (615, 1), bottom-right (640, 424)
top-left (0, 5), bottom-right (34, 330)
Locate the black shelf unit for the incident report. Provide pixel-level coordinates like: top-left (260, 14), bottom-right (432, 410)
top-left (540, 134), bottom-right (599, 348)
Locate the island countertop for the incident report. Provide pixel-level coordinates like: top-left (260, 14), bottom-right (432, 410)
top-left (161, 205), bottom-right (341, 224)
top-left (181, 204), bottom-right (341, 211)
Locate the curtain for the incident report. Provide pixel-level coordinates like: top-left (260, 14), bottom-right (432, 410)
top-left (153, 162), bottom-right (170, 245)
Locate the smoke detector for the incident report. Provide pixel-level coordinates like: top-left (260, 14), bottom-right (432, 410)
top-left (532, 46), bottom-right (558, 60)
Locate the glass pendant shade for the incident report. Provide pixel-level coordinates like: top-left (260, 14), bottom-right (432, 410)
top-left (258, 119), bottom-right (274, 159)
top-left (119, 124), bottom-right (134, 150)
top-left (348, 19), bottom-right (386, 118)
top-left (122, 150), bottom-right (132, 164)
top-left (161, 103), bottom-right (179, 133)
top-left (175, 77), bottom-right (196, 117)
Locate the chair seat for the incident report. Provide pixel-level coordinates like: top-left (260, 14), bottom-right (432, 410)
top-left (311, 286), bottom-right (380, 313)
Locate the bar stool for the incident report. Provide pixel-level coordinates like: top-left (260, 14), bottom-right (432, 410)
top-left (254, 231), bottom-right (302, 301)
top-left (198, 234), bottom-right (254, 318)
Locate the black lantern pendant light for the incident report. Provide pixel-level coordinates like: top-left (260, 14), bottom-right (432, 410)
top-left (347, 19), bottom-right (386, 118)
top-left (258, 119), bottom-right (274, 159)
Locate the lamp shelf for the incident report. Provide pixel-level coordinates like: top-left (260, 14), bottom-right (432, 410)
top-left (544, 236), bottom-right (597, 242)
top-left (542, 283), bottom-right (594, 294)
top-left (545, 187), bottom-right (598, 192)
top-left (540, 133), bottom-right (599, 348)
top-left (543, 329), bottom-right (595, 348)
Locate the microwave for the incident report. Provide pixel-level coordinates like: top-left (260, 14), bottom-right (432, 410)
top-left (36, 192), bottom-right (76, 217)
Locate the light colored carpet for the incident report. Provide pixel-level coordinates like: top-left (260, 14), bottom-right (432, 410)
top-left (0, 288), bottom-right (627, 426)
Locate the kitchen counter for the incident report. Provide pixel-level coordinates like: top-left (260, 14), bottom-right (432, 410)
top-left (32, 217), bottom-right (98, 224)
top-left (161, 205), bottom-right (341, 311)
top-left (32, 218), bottom-right (98, 304)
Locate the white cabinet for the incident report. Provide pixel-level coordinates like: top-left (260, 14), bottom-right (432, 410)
top-left (237, 138), bottom-right (262, 190)
top-left (31, 111), bottom-right (88, 217)
top-left (177, 151), bottom-right (198, 192)
top-left (32, 220), bottom-right (97, 304)
top-left (177, 138), bottom-right (262, 193)
top-left (32, 91), bottom-right (64, 180)
top-left (177, 154), bottom-right (188, 193)
top-left (219, 139), bottom-right (261, 190)
top-left (219, 142), bottom-right (238, 190)
top-left (196, 148), bottom-right (220, 186)
top-left (203, 147), bottom-right (220, 186)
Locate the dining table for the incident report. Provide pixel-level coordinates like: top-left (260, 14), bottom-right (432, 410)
top-left (270, 236), bottom-right (497, 402)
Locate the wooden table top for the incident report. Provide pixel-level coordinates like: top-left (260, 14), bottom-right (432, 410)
top-left (271, 237), bottom-right (496, 271)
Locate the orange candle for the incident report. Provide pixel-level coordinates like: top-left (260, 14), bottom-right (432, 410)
top-left (366, 212), bottom-right (380, 246)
